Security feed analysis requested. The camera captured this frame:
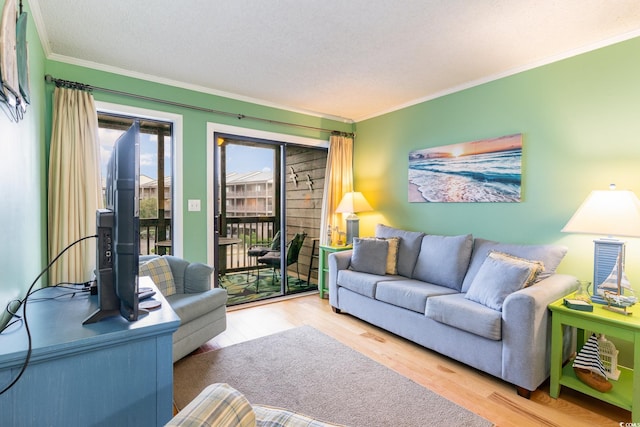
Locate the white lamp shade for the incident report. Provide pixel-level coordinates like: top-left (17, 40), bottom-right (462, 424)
top-left (561, 189), bottom-right (640, 238)
top-left (335, 192), bottom-right (373, 214)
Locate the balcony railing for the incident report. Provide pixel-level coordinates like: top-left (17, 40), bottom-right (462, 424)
top-left (139, 216), bottom-right (278, 271)
top-left (222, 216), bottom-right (277, 273)
top-left (140, 218), bottom-right (171, 255)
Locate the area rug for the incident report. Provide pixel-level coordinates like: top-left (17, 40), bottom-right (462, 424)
top-left (173, 326), bottom-right (492, 427)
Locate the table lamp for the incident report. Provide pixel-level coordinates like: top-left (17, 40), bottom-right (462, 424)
top-left (335, 192), bottom-right (373, 245)
top-left (561, 184), bottom-right (640, 314)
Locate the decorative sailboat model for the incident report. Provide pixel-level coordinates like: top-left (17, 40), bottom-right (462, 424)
top-left (573, 334), bottom-right (612, 393)
top-left (595, 252), bottom-right (636, 315)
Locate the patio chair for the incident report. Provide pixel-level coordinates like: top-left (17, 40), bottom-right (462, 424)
top-left (247, 230), bottom-right (281, 258)
top-left (256, 232), bottom-right (307, 293)
top-left (247, 230), bottom-right (280, 280)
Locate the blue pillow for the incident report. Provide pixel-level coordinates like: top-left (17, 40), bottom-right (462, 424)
top-left (349, 238), bottom-right (389, 276)
top-left (464, 252), bottom-right (543, 311)
top-left (461, 238), bottom-right (567, 292)
top-left (375, 224), bottom-right (424, 277)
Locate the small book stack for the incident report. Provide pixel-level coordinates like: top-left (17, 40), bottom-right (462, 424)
top-left (563, 298), bottom-right (593, 312)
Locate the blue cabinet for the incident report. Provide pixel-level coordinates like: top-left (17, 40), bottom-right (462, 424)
top-left (0, 281), bottom-right (180, 426)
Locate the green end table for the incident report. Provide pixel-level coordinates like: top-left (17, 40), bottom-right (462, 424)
top-left (549, 294), bottom-right (640, 422)
top-left (318, 244), bottom-right (351, 298)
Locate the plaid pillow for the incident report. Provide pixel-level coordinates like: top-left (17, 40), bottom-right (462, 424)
top-left (166, 383), bottom-right (255, 427)
top-left (254, 404), bottom-right (345, 426)
top-left (139, 256), bottom-right (176, 296)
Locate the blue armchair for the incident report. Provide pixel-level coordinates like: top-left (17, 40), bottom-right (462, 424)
top-left (139, 255), bottom-right (227, 362)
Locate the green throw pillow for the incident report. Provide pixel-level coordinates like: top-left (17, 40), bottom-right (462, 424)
top-left (139, 256), bottom-right (176, 297)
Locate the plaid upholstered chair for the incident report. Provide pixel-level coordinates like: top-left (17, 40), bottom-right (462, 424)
top-left (167, 383), bottom-right (342, 426)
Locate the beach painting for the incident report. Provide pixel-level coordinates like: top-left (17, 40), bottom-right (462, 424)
top-left (408, 134), bottom-right (522, 203)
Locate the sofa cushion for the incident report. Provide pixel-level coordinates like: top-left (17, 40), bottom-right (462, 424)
top-left (337, 269), bottom-right (401, 298)
top-left (184, 262), bottom-right (214, 293)
top-left (461, 238), bottom-right (567, 293)
top-left (375, 280), bottom-right (458, 313)
top-left (464, 251), bottom-right (543, 311)
top-left (167, 288), bottom-right (228, 324)
top-left (139, 256), bottom-right (177, 296)
top-left (412, 234), bottom-right (473, 291)
top-left (375, 224), bottom-right (425, 277)
top-left (425, 293), bottom-right (503, 340)
top-left (349, 237), bottom-right (389, 276)
top-left (164, 255), bottom-right (191, 294)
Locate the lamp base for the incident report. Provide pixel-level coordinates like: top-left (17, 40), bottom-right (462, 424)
top-left (345, 215), bottom-right (359, 245)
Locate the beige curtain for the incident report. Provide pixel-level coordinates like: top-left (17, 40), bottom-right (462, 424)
top-left (48, 87), bottom-right (102, 285)
top-left (320, 134), bottom-right (353, 245)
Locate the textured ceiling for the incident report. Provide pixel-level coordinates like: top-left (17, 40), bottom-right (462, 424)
top-left (29, 0), bottom-right (640, 122)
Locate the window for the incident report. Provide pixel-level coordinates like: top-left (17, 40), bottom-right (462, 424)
top-left (98, 113), bottom-right (173, 255)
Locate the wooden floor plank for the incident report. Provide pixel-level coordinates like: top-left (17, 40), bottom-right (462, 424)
top-left (186, 295), bottom-right (630, 427)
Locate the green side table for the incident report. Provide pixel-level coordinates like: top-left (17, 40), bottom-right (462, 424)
top-left (549, 294), bottom-right (640, 422)
top-left (318, 244), bottom-right (351, 298)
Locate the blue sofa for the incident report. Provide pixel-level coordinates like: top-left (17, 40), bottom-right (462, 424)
top-left (140, 255), bottom-right (227, 362)
top-left (328, 224), bottom-right (578, 396)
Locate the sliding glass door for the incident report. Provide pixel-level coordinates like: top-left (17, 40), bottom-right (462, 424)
top-left (213, 134), bottom-right (326, 305)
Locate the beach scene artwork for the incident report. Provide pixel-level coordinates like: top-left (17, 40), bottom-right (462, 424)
top-left (408, 134), bottom-right (522, 203)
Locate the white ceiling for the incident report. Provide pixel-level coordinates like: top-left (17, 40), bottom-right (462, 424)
top-left (29, 0), bottom-right (640, 122)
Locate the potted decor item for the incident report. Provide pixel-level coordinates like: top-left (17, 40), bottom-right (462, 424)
top-left (597, 334), bottom-right (621, 381)
top-left (573, 333), bottom-right (613, 393)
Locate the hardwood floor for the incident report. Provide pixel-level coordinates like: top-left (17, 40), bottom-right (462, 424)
top-left (188, 294), bottom-right (631, 427)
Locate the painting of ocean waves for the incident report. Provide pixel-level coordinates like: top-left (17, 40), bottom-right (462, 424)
top-left (408, 134), bottom-right (522, 203)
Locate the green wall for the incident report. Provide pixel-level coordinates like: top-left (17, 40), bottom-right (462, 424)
top-left (43, 61), bottom-right (353, 264)
top-left (4, 8), bottom-right (638, 326)
top-left (355, 36), bottom-right (640, 288)
top-left (0, 1), bottom-right (47, 309)
top-left (1, 6), bottom-right (352, 309)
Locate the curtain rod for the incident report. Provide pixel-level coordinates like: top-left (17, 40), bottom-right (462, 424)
top-left (44, 75), bottom-right (354, 137)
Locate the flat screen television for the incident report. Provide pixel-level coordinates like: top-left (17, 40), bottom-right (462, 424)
top-left (84, 121), bottom-right (141, 324)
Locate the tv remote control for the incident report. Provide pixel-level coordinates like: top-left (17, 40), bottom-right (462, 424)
top-left (138, 290), bottom-right (156, 301)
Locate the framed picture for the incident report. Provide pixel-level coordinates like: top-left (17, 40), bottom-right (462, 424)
top-left (408, 133), bottom-right (522, 203)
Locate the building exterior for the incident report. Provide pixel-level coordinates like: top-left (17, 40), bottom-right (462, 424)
top-left (225, 171), bottom-right (273, 217)
top-left (139, 174), bottom-right (172, 217)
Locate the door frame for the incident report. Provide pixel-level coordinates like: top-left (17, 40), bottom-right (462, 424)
top-left (206, 122), bottom-right (327, 278)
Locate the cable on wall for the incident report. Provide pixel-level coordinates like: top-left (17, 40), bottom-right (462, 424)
top-left (44, 75), bottom-right (354, 137)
